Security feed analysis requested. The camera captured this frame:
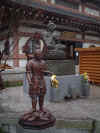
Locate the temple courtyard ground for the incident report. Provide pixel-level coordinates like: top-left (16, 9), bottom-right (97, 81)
top-left (0, 86), bottom-right (100, 132)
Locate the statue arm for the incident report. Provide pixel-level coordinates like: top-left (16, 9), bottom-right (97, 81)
top-left (26, 62), bottom-right (32, 85)
top-left (44, 71), bottom-right (53, 76)
top-left (43, 62), bottom-right (53, 76)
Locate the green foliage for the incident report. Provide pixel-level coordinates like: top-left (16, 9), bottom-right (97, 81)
top-left (4, 80), bottom-right (23, 88)
top-left (0, 127), bottom-right (5, 133)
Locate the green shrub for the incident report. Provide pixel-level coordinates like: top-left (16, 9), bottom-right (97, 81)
top-left (0, 127), bottom-right (5, 133)
top-left (4, 81), bottom-right (23, 88)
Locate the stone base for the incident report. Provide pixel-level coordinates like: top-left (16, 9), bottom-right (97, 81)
top-left (18, 110), bottom-right (56, 130)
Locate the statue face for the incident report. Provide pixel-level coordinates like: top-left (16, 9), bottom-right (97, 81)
top-left (34, 49), bottom-right (42, 59)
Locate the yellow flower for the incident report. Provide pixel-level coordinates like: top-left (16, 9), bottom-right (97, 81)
top-left (50, 75), bottom-right (59, 88)
top-left (83, 72), bottom-right (88, 80)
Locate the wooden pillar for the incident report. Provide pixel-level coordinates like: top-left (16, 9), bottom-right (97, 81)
top-left (48, 0), bottom-right (55, 4)
top-left (81, 3), bottom-right (85, 13)
top-left (82, 32), bottom-right (85, 40)
top-left (47, 0), bottom-right (51, 4)
top-left (13, 34), bottom-right (19, 68)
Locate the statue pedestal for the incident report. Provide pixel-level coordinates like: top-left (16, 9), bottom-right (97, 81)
top-left (17, 124), bottom-right (56, 133)
top-left (18, 109), bottom-right (56, 130)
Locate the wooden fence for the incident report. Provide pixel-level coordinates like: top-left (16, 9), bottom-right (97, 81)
top-left (75, 47), bottom-right (100, 84)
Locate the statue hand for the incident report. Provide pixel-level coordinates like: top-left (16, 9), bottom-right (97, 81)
top-left (49, 72), bottom-right (54, 76)
top-left (47, 71), bottom-right (53, 76)
top-left (29, 82), bottom-right (33, 87)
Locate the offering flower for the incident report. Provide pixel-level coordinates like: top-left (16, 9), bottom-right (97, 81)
top-left (83, 72), bottom-right (88, 80)
top-left (50, 75), bottom-right (59, 88)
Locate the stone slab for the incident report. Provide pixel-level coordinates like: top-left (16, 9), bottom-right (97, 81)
top-left (45, 75), bottom-right (89, 102)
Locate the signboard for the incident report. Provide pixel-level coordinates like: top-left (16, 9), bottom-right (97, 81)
top-left (61, 31), bottom-right (76, 40)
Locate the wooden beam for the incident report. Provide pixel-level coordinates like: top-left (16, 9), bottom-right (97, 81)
top-left (75, 47), bottom-right (100, 52)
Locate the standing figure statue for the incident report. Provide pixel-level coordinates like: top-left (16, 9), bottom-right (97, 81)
top-left (26, 49), bottom-right (52, 113)
top-left (19, 33), bottom-right (56, 130)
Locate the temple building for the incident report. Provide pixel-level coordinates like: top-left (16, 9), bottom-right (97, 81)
top-left (0, 0), bottom-right (100, 75)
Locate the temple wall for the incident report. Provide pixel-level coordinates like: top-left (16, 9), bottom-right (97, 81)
top-left (83, 42), bottom-right (100, 48)
top-left (19, 37), bottom-right (30, 54)
top-left (6, 60), bottom-right (13, 67)
top-left (19, 59), bottom-right (27, 68)
top-left (83, 35), bottom-right (100, 48)
top-left (85, 35), bottom-right (100, 41)
top-left (0, 40), bottom-right (5, 51)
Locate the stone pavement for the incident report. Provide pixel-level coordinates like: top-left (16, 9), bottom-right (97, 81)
top-left (0, 86), bottom-right (100, 121)
top-left (0, 86), bottom-right (100, 133)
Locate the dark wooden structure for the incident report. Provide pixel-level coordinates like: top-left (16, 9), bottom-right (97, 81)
top-left (0, 0), bottom-right (100, 40)
top-left (0, 0), bottom-right (100, 70)
top-left (75, 47), bottom-right (100, 84)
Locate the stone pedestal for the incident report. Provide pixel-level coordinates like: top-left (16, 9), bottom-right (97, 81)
top-left (19, 110), bottom-right (56, 130)
top-left (17, 124), bottom-right (55, 133)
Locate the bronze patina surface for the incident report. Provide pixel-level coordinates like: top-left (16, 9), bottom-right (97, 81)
top-left (19, 33), bottom-right (56, 130)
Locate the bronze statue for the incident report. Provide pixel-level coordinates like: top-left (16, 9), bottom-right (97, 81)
top-left (26, 49), bottom-right (52, 113)
top-left (19, 32), bottom-right (56, 130)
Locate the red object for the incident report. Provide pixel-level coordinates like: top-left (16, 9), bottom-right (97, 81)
top-left (23, 32), bottom-right (48, 56)
top-left (33, 32), bottom-right (42, 40)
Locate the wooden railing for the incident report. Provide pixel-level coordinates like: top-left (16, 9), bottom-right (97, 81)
top-left (75, 47), bottom-right (100, 84)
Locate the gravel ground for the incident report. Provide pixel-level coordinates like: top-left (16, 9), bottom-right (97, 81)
top-left (0, 86), bottom-right (100, 121)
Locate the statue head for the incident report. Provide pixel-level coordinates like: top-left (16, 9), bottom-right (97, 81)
top-left (23, 32), bottom-right (47, 57)
top-left (33, 32), bottom-right (42, 40)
